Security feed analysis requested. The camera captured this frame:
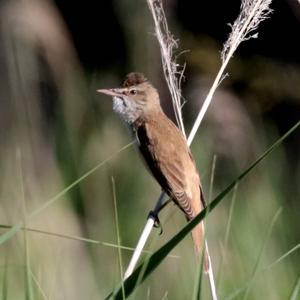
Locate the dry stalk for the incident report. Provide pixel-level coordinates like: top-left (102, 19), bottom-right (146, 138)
top-left (146, 0), bottom-right (186, 137)
top-left (188, 0), bottom-right (272, 145)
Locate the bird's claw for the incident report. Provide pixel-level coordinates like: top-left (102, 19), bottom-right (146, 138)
top-left (148, 211), bottom-right (163, 235)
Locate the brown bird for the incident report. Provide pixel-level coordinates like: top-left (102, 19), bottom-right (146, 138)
top-left (97, 72), bottom-right (208, 271)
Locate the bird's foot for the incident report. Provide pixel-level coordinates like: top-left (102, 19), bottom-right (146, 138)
top-left (148, 211), bottom-right (163, 235)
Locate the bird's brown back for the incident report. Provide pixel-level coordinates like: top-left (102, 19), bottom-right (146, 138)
top-left (134, 110), bottom-right (205, 219)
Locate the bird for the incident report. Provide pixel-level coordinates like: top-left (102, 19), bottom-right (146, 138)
top-left (97, 72), bottom-right (208, 271)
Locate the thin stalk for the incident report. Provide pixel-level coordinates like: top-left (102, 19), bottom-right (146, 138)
top-left (30, 270), bottom-right (48, 300)
top-left (124, 219), bottom-right (155, 280)
top-left (217, 184), bottom-right (239, 288)
top-left (146, 0), bottom-right (186, 137)
top-left (112, 177), bottom-right (125, 300)
top-left (130, 210), bottom-right (170, 300)
top-left (17, 149), bottom-right (34, 300)
top-left (1, 257), bottom-right (8, 300)
top-left (124, 192), bottom-right (166, 279)
top-left (225, 242), bottom-right (300, 300)
top-left (208, 155), bottom-right (217, 204)
top-left (192, 247), bottom-right (205, 300)
top-left (242, 208), bottom-right (282, 300)
top-left (0, 224), bottom-right (179, 258)
top-left (264, 243), bottom-right (300, 270)
top-left (289, 275), bottom-right (300, 300)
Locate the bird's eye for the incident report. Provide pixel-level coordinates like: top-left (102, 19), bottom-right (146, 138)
top-left (129, 89), bottom-right (137, 95)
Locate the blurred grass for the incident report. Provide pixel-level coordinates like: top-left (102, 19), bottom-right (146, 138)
top-left (0, 0), bottom-right (299, 299)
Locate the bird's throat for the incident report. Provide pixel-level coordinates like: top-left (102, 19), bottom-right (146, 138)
top-left (112, 96), bottom-right (141, 124)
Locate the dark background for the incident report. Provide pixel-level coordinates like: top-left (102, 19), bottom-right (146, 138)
top-left (53, 0), bottom-right (300, 141)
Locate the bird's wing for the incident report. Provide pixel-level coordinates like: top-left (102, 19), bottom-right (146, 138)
top-left (136, 121), bottom-right (195, 219)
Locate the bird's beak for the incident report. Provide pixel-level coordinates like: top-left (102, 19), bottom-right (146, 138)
top-left (97, 88), bottom-right (123, 97)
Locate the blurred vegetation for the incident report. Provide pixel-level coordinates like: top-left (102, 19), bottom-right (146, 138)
top-left (0, 0), bottom-right (299, 299)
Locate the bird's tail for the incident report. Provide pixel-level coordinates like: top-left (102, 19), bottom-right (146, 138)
top-left (191, 221), bottom-right (210, 273)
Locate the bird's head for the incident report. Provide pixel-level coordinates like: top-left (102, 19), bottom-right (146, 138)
top-left (97, 72), bottom-right (160, 124)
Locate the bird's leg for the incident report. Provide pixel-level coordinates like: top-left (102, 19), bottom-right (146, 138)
top-left (155, 197), bottom-right (172, 214)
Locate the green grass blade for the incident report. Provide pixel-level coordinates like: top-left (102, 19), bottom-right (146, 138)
top-left (0, 142), bottom-right (134, 246)
top-left (208, 155), bottom-right (217, 204)
top-left (264, 243), bottom-right (300, 270)
top-left (225, 243), bottom-right (300, 300)
top-left (0, 224), bottom-right (23, 245)
top-left (24, 228), bottom-right (35, 300)
top-left (192, 253), bottom-right (204, 300)
top-left (289, 275), bottom-right (300, 300)
top-left (161, 291), bottom-right (169, 299)
top-left (217, 184), bottom-right (238, 288)
top-left (1, 258), bottom-right (8, 300)
top-left (223, 184), bottom-right (238, 254)
top-left (30, 270), bottom-right (48, 300)
top-left (112, 177), bottom-right (125, 300)
top-left (0, 224), bottom-right (179, 259)
top-left (18, 149), bottom-right (35, 300)
top-left (107, 120), bottom-right (300, 300)
top-left (242, 208), bottom-right (282, 300)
